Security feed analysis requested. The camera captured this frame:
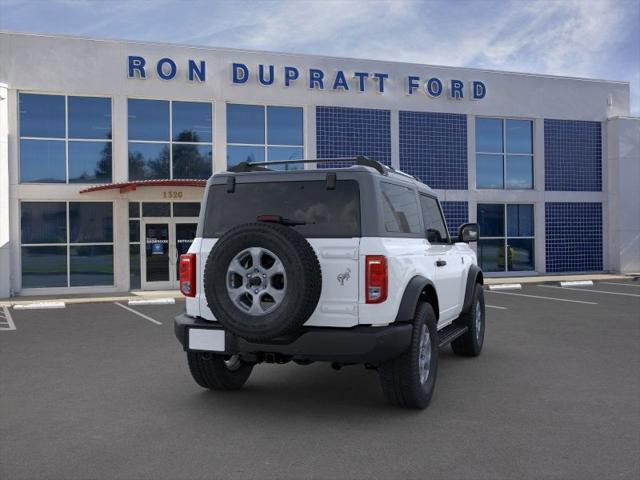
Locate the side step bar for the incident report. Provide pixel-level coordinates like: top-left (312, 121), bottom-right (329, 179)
top-left (437, 324), bottom-right (468, 348)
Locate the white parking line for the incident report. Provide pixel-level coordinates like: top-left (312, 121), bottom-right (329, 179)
top-left (487, 290), bottom-right (598, 305)
top-left (539, 285), bottom-right (640, 297)
top-left (114, 302), bottom-right (162, 325)
top-left (0, 306), bottom-right (16, 331)
top-left (486, 305), bottom-right (508, 310)
top-left (600, 282), bottom-right (640, 288)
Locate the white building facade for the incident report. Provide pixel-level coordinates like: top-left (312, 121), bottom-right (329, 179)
top-left (0, 32), bottom-right (638, 297)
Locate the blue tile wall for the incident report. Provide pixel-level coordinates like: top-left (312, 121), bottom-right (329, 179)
top-left (545, 202), bottom-right (602, 272)
top-left (316, 106), bottom-right (391, 167)
top-left (441, 201), bottom-right (468, 237)
top-left (399, 111), bottom-right (467, 190)
top-left (544, 119), bottom-right (602, 191)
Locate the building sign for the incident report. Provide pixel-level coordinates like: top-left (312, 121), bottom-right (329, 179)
top-left (127, 56), bottom-right (486, 100)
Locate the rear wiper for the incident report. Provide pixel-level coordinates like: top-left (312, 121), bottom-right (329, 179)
top-left (256, 214), bottom-right (308, 226)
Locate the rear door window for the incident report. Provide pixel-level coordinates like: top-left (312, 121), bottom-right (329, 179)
top-left (204, 180), bottom-right (360, 238)
top-left (380, 182), bottom-right (421, 234)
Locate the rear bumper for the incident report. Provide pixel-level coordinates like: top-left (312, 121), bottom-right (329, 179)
top-left (174, 314), bottom-right (411, 364)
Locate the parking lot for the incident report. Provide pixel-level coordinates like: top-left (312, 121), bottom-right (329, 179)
top-left (1, 280), bottom-right (639, 480)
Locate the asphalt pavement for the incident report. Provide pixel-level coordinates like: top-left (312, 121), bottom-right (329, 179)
top-left (1, 280), bottom-right (639, 480)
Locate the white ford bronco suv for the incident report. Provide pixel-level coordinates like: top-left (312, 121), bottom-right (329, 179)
top-left (174, 156), bottom-right (484, 409)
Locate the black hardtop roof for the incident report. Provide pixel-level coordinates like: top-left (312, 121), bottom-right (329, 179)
top-left (216, 156), bottom-right (437, 196)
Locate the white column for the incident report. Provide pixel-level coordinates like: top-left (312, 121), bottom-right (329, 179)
top-left (533, 118), bottom-right (546, 273)
top-left (0, 83), bottom-right (10, 297)
top-left (390, 109), bottom-right (400, 169)
top-left (214, 101), bottom-right (226, 172)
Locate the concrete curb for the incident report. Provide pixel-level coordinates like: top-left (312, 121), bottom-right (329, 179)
top-left (0, 294), bottom-right (183, 308)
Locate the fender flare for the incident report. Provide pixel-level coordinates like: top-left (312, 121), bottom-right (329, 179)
top-left (394, 276), bottom-right (439, 322)
top-left (461, 264), bottom-right (484, 313)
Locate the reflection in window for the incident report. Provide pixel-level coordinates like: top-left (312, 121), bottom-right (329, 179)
top-left (68, 141), bottom-right (112, 183)
top-left (19, 139), bottom-right (66, 183)
top-left (380, 182), bottom-right (421, 234)
top-left (477, 203), bottom-right (534, 272)
top-left (476, 118), bottom-right (533, 189)
top-left (20, 202), bottom-right (115, 288)
top-left (128, 143), bottom-right (170, 180)
top-left (128, 99), bottom-right (212, 180)
top-left (19, 93), bottom-right (113, 184)
top-left (227, 104), bottom-right (304, 169)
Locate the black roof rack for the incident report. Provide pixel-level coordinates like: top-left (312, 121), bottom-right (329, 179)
top-left (227, 155), bottom-right (388, 175)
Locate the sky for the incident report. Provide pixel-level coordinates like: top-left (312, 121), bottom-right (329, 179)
top-left (1, 0), bottom-right (639, 114)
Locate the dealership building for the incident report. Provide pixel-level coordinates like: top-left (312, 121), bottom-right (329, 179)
top-left (0, 31), bottom-right (638, 297)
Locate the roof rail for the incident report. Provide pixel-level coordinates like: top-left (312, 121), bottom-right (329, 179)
top-left (227, 156), bottom-right (387, 175)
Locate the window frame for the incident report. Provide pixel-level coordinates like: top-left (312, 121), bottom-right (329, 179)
top-left (475, 116), bottom-right (534, 190)
top-left (419, 193), bottom-right (451, 244)
top-left (19, 200), bottom-right (115, 289)
top-left (127, 98), bottom-right (214, 180)
top-left (226, 102), bottom-right (306, 169)
top-left (477, 202), bottom-right (536, 273)
top-left (18, 92), bottom-right (114, 184)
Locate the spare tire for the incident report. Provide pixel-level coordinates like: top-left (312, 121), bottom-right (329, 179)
top-left (204, 222), bottom-right (322, 342)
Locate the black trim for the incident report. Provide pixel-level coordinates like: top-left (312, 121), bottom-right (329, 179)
top-left (462, 265), bottom-right (483, 313)
top-left (175, 314), bottom-right (412, 364)
top-left (394, 276), bottom-right (437, 322)
top-left (437, 323), bottom-right (468, 348)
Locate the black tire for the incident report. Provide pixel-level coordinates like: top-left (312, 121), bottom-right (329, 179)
top-left (451, 284), bottom-right (485, 357)
top-left (204, 222), bottom-right (322, 342)
top-left (187, 352), bottom-right (253, 390)
top-left (378, 302), bottom-right (438, 409)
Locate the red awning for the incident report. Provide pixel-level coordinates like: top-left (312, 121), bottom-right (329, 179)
top-left (79, 179), bottom-right (207, 194)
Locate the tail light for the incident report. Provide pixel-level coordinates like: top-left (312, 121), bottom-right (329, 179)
top-left (179, 254), bottom-right (196, 297)
top-left (365, 255), bottom-right (387, 303)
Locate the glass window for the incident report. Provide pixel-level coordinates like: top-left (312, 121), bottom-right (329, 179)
top-left (478, 203), bottom-right (535, 272)
top-left (204, 181), bottom-right (361, 238)
top-left (19, 94), bottom-right (113, 184)
top-left (267, 106), bottom-right (303, 145)
top-left (21, 202), bottom-right (67, 244)
top-left (227, 145), bottom-right (265, 167)
top-left (21, 246), bottom-right (68, 288)
top-left (227, 104), bottom-right (264, 144)
top-left (172, 101), bottom-right (212, 143)
top-left (476, 118), bottom-right (502, 153)
top-left (380, 182), bottom-right (421, 234)
top-left (476, 154), bottom-right (503, 189)
top-left (172, 144), bottom-right (212, 179)
top-left (128, 99), bottom-right (170, 141)
top-left (129, 220), bottom-right (140, 242)
top-left (68, 96), bottom-right (112, 139)
top-left (173, 203), bottom-right (200, 217)
top-left (507, 205), bottom-right (534, 237)
top-left (420, 195), bottom-right (449, 243)
top-left (69, 202), bottom-right (113, 243)
top-left (68, 141), bottom-right (112, 183)
top-left (129, 202), bottom-right (140, 218)
top-left (19, 93), bottom-right (65, 138)
top-left (477, 204), bottom-right (504, 238)
top-left (267, 146), bottom-right (304, 170)
top-left (506, 155), bottom-right (533, 189)
top-left (478, 239), bottom-right (505, 273)
top-left (19, 139), bottom-right (66, 183)
top-left (128, 99), bottom-right (213, 180)
top-left (506, 120), bottom-right (532, 154)
top-left (142, 202), bottom-right (171, 217)
top-left (476, 118), bottom-right (533, 190)
top-left (130, 244), bottom-right (141, 289)
top-left (128, 142), bottom-right (170, 180)
top-left (70, 245), bottom-right (114, 286)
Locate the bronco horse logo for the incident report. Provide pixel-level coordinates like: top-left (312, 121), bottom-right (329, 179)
top-left (337, 268), bottom-right (351, 286)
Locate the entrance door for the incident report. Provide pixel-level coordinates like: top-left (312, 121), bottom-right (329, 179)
top-left (141, 219), bottom-right (198, 289)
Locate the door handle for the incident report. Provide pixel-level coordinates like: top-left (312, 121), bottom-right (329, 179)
top-left (436, 259), bottom-right (447, 267)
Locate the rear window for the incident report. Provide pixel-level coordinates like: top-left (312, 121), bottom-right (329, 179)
top-left (203, 180), bottom-right (361, 238)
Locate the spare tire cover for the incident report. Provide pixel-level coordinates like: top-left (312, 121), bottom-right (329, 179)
top-left (204, 222), bottom-right (322, 342)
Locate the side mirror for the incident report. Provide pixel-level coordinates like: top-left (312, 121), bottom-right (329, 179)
top-left (458, 223), bottom-right (479, 243)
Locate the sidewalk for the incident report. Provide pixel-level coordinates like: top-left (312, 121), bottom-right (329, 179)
top-left (1, 273), bottom-right (637, 307)
top-left (0, 290), bottom-right (182, 307)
